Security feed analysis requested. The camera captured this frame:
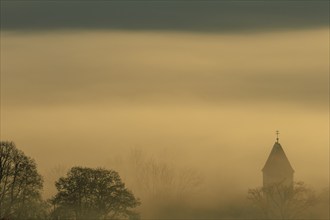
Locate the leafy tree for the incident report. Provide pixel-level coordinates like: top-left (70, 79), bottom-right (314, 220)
top-left (248, 181), bottom-right (318, 219)
top-left (0, 141), bottom-right (47, 219)
top-left (51, 167), bottom-right (140, 219)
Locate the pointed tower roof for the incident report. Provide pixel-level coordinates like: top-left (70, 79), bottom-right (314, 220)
top-left (262, 142), bottom-right (294, 173)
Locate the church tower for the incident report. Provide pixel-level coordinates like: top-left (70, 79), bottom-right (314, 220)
top-left (262, 131), bottom-right (294, 188)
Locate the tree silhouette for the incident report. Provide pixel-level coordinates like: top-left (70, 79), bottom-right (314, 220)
top-left (248, 181), bottom-right (318, 219)
top-left (111, 149), bottom-right (202, 200)
top-left (106, 148), bottom-right (203, 218)
top-left (50, 167), bottom-right (140, 220)
top-left (0, 141), bottom-right (46, 219)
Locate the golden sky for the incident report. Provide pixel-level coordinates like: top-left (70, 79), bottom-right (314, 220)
top-left (1, 28), bottom-right (328, 194)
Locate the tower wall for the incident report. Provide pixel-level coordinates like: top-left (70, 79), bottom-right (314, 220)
top-left (263, 170), bottom-right (293, 188)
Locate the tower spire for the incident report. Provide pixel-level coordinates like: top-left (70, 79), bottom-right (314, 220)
top-left (276, 130), bottom-right (280, 143)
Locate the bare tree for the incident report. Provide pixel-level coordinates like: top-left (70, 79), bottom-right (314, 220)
top-left (105, 149), bottom-right (202, 218)
top-left (0, 141), bottom-right (46, 219)
top-left (248, 181), bottom-right (318, 219)
top-left (125, 149), bottom-right (202, 201)
top-left (43, 164), bottom-right (68, 199)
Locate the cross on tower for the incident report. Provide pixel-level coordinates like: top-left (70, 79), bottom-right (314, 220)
top-left (276, 130), bottom-right (280, 143)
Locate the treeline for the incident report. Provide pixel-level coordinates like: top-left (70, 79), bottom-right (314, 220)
top-left (1, 141), bottom-right (329, 220)
top-left (0, 141), bottom-right (140, 220)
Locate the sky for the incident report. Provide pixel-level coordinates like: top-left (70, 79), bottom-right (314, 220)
top-left (0, 0), bottom-right (329, 204)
